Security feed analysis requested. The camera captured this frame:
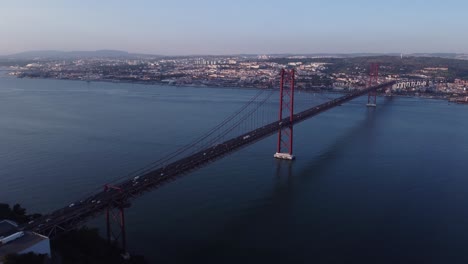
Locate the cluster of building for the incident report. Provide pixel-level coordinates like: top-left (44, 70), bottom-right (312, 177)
top-left (9, 56), bottom-right (288, 88)
top-left (7, 56), bottom-right (468, 98)
top-left (7, 55), bottom-right (338, 89)
top-left (331, 67), bottom-right (467, 97)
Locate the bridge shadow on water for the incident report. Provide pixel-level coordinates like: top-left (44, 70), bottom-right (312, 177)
top-left (166, 97), bottom-right (396, 263)
top-left (295, 96), bottom-right (394, 179)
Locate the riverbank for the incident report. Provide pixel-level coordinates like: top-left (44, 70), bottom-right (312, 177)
top-left (5, 75), bottom-right (456, 103)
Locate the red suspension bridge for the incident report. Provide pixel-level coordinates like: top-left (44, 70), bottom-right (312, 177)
top-left (20, 66), bottom-right (396, 253)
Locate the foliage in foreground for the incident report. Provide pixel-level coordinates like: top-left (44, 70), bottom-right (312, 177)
top-left (3, 252), bottom-right (47, 264)
top-left (1, 203), bottom-right (146, 264)
top-left (0, 203), bottom-right (41, 224)
top-left (51, 226), bottom-right (147, 264)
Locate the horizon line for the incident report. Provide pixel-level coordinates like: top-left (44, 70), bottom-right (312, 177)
top-left (1, 49), bottom-right (467, 58)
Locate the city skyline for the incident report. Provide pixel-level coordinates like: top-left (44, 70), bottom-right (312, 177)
top-left (1, 0), bottom-right (468, 55)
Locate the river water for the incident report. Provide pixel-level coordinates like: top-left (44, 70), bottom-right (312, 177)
top-left (1, 76), bottom-right (468, 263)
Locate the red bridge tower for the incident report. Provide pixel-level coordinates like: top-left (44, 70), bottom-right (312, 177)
top-left (274, 69), bottom-right (295, 160)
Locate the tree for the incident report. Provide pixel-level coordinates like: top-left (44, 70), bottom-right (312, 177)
top-left (3, 252), bottom-right (46, 264)
top-left (0, 203), bottom-right (41, 224)
top-left (12, 204), bottom-right (26, 218)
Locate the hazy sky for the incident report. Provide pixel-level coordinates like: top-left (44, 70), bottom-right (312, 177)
top-left (1, 0), bottom-right (467, 55)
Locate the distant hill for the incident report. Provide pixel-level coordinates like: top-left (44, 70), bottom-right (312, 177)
top-left (1, 50), bottom-right (467, 61)
top-left (234, 53), bottom-right (468, 60)
top-left (1, 50), bottom-right (160, 59)
top-left (285, 53), bottom-right (468, 59)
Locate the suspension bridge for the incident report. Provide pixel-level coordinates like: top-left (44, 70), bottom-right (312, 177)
top-left (19, 65), bottom-right (395, 252)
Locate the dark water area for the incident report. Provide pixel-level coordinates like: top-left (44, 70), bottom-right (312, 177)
top-left (1, 76), bottom-right (468, 263)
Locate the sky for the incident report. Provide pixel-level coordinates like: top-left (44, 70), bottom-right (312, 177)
top-left (1, 0), bottom-right (468, 55)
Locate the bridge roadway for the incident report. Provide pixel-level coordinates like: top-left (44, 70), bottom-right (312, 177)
top-left (22, 81), bottom-right (396, 237)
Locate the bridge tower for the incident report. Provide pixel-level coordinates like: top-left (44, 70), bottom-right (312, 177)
top-left (366, 63), bottom-right (379, 107)
top-left (274, 69), bottom-right (295, 160)
top-left (104, 185), bottom-right (130, 259)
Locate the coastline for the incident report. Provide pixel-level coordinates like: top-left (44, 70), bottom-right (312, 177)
top-left (4, 74), bottom-right (456, 103)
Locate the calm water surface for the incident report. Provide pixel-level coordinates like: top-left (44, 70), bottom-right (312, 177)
top-left (1, 77), bottom-right (468, 263)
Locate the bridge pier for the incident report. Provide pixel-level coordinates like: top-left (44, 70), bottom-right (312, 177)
top-left (274, 152), bottom-right (295, 160)
top-left (366, 91), bottom-right (377, 107)
top-left (274, 68), bottom-right (295, 160)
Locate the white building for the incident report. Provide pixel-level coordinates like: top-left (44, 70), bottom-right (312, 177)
top-left (0, 220), bottom-right (51, 263)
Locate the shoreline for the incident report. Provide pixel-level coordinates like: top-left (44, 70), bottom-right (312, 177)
top-left (4, 75), bottom-right (456, 103)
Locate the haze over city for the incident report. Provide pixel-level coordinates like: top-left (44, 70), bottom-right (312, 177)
top-left (2, 0), bottom-right (468, 55)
